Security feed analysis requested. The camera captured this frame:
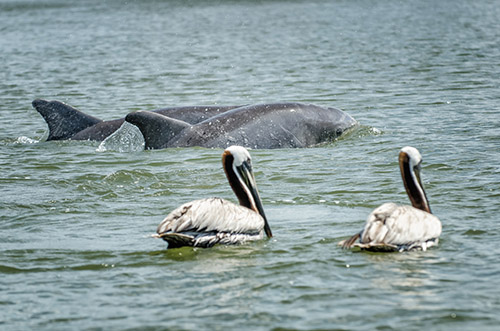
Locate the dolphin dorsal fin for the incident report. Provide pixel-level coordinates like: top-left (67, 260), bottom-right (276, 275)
top-left (125, 111), bottom-right (190, 149)
top-left (32, 99), bottom-right (102, 140)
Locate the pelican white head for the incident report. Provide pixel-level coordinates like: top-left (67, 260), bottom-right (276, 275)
top-left (401, 146), bottom-right (422, 168)
top-left (225, 145), bottom-right (252, 167)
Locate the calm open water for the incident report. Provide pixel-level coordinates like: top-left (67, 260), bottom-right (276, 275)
top-left (1, 0), bottom-right (500, 329)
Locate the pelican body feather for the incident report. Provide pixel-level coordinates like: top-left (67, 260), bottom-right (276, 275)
top-left (345, 203), bottom-right (442, 252)
top-left (156, 198), bottom-right (266, 248)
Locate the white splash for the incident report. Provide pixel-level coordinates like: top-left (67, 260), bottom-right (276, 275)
top-left (15, 136), bottom-right (39, 144)
top-left (96, 122), bottom-right (145, 152)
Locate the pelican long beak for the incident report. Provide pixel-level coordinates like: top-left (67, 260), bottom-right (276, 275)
top-left (412, 163), bottom-right (432, 213)
top-left (413, 164), bottom-right (423, 189)
top-left (399, 149), bottom-right (431, 213)
top-left (237, 161), bottom-right (273, 238)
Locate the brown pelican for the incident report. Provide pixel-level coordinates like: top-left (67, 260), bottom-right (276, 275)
top-left (153, 145), bottom-right (272, 248)
top-left (339, 146), bottom-right (442, 252)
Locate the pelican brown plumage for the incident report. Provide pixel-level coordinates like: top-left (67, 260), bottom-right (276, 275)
top-left (339, 146), bottom-right (442, 252)
top-left (154, 145), bottom-right (272, 248)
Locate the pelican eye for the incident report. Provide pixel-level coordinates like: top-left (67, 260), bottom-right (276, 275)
top-left (414, 161), bottom-right (422, 172)
top-left (240, 160), bottom-right (250, 174)
top-left (244, 160), bottom-right (253, 171)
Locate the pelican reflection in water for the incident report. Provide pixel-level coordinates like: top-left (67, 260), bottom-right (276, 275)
top-left (340, 146), bottom-right (442, 252)
top-left (154, 145), bottom-right (272, 248)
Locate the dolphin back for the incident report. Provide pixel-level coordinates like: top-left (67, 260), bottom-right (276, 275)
top-left (169, 103), bottom-right (358, 149)
top-left (125, 111), bottom-right (191, 149)
top-left (32, 99), bottom-right (102, 140)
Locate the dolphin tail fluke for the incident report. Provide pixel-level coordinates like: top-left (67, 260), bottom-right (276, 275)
top-left (32, 99), bottom-right (102, 141)
top-left (125, 111), bottom-right (190, 149)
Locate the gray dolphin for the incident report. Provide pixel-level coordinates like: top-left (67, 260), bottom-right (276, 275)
top-left (125, 102), bottom-right (358, 149)
top-left (32, 99), bottom-right (243, 141)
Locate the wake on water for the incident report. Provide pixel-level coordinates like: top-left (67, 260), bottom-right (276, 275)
top-left (96, 122), bottom-right (145, 153)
